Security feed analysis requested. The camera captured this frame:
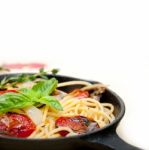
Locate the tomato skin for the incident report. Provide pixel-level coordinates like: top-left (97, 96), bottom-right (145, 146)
top-left (70, 89), bottom-right (89, 99)
top-left (58, 130), bottom-right (69, 137)
top-left (56, 116), bottom-right (98, 136)
top-left (0, 90), bottom-right (17, 95)
top-left (0, 113), bottom-right (36, 138)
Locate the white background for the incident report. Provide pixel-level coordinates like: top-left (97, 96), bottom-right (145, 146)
top-left (0, 0), bottom-right (149, 149)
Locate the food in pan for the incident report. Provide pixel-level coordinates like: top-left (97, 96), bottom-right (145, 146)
top-left (0, 70), bottom-right (115, 138)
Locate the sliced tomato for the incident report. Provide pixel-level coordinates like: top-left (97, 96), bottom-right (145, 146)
top-left (0, 113), bottom-right (36, 138)
top-left (0, 90), bottom-right (17, 95)
top-left (58, 130), bottom-right (69, 137)
top-left (70, 89), bottom-right (89, 99)
top-left (56, 116), bottom-right (99, 136)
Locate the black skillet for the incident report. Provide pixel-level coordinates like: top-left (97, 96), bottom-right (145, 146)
top-left (0, 74), bottom-right (142, 150)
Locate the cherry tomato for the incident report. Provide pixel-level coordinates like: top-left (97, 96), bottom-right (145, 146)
top-left (0, 113), bottom-right (36, 138)
top-left (70, 89), bottom-right (89, 99)
top-left (0, 90), bottom-right (17, 95)
top-left (56, 116), bottom-right (99, 136)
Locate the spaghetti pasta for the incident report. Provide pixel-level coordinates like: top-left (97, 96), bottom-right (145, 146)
top-left (28, 81), bottom-right (115, 138)
top-left (0, 76), bottom-right (115, 139)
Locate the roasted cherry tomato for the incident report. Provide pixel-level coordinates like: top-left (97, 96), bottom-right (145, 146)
top-left (0, 113), bottom-right (36, 138)
top-left (70, 89), bottom-right (89, 99)
top-left (56, 116), bottom-right (99, 136)
top-left (0, 90), bottom-right (17, 95)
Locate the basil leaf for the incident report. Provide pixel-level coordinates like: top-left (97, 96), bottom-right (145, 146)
top-left (0, 78), bottom-right (63, 113)
top-left (19, 88), bottom-right (42, 106)
top-left (20, 89), bottom-right (63, 111)
top-left (38, 96), bottom-right (63, 111)
top-left (19, 88), bottom-right (38, 100)
top-left (0, 93), bottom-right (34, 113)
top-left (32, 78), bottom-right (58, 98)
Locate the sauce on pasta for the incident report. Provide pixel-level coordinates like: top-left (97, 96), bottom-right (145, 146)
top-left (0, 74), bottom-right (115, 139)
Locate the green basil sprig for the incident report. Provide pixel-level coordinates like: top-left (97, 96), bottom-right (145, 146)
top-left (0, 78), bottom-right (63, 114)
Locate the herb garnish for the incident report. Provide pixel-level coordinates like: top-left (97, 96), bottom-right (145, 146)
top-left (0, 77), bottom-right (63, 113)
top-left (0, 68), bottom-right (59, 90)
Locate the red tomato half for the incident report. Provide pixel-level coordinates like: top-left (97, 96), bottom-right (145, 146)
top-left (70, 89), bottom-right (89, 99)
top-left (56, 116), bottom-right (99, 136)
top-left (0, 90), bottom-right (17, 95)
top-left (0, 113), bottom-right (36, 138)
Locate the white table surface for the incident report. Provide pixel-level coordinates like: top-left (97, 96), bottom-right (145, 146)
top-left (0, 1), bottom-right (149, 149)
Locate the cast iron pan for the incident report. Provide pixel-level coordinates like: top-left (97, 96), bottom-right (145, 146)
top-left (0, 74), bottom-right (142, 150)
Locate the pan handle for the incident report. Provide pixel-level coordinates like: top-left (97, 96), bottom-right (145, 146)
top-left (83, 129), bottom-right (142, 150)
